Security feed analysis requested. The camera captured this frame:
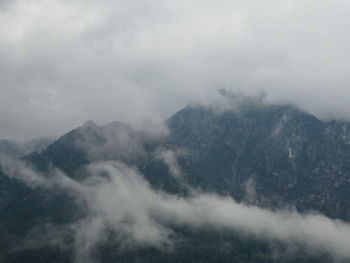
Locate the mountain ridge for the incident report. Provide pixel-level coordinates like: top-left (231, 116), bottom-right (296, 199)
top-left (1, 101), bottom-right (350, 262)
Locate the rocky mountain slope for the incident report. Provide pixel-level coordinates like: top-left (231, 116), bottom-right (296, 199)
top-left (167, 104), bottom-right (350, 220)
top-left (27, 102), bottom-right (350, 220)
top-left (1, 101), bottom-right (350, 262)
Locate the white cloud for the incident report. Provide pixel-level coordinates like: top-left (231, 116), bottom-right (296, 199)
top-left (1, 0), bottom-right (350, 140)
top-left (2, 158), bottom-right (350, 262)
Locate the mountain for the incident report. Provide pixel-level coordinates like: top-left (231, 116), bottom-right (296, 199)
top-left (0, 140), bottom-right (23, 157)
top-left (0, 137), bottom-right (54, 158)
top-left (1, 101), bottom-right (350, 262)
top-left (167, 104), bottom-right (350, 220)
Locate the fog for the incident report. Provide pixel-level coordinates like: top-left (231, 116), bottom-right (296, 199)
top-left (2, 157), bottom-right (350, 262)
top-left (1, 0), bottom-right (350, 140)
top-left (2, 2), bottom-right (350, 259)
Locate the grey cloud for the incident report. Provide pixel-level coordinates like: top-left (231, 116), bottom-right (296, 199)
top-left (155, 148), bottom-right (184, 179)
top-left (0, 0), bottom-right (15, 10)
top-left (243, 177), bottom-right (257, 204)
top-left (2, 157), bottom-right (350, 262)
top-left (74, 120), bottom-right (148, 161)
top-left (0, 0), bottom-right (350, 139)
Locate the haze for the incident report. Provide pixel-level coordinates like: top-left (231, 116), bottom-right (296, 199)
top-left (1, 0), bottom-right (349, 140)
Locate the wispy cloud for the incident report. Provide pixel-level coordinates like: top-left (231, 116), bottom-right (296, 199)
top-left (2, 157), bottom-right (350, 262)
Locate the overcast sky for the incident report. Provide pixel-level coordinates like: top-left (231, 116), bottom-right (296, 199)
top-left (1, 0), bottom-right (350, 140)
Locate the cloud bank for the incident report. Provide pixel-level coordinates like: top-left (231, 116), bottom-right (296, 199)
top-left (2, 158), bottom-right (350, 262)
top-left (1, 0), bottom-right (350, 140)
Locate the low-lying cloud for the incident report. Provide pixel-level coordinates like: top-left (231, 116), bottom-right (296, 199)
top-left (1, 0), bottom-right (350, 140)
top-left (2, 157), bottom-right (350, 262)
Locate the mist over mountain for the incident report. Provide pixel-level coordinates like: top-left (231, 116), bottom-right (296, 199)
top-left (1, 1), bottom-right (350, 262)
top-left (167, 102), bottom-right (350, 220)
top-left (1, 98), bottom-right (350, 262)
top-left (0, 137), bottom-right (54, 158)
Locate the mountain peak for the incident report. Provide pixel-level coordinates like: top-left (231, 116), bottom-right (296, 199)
top-left (81, 120), bottom-right (98, 129)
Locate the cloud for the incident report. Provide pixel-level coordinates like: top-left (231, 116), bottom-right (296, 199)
top-left (154, 148), bottom-right (184, 179)
top-left (0, 0), bottom-right (350, 140)
top-left (73, 120), bottom-right (149, 162)
top-left (2, 157), bottom-right (350, 262)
